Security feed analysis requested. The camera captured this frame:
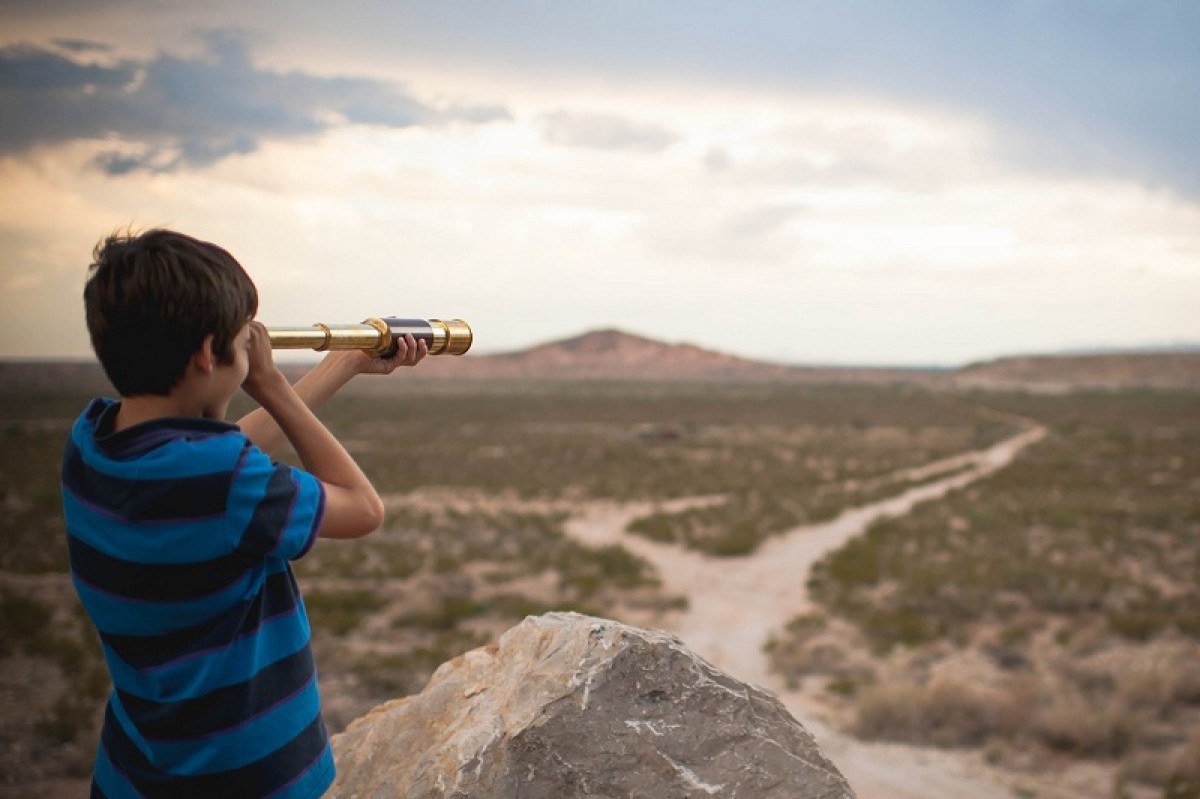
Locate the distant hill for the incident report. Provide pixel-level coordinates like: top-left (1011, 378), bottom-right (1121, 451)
top-left (6, 333), bottom-right (1198, 392)
top-left (409, 328), bottom-right (926, 383)
top-left (394, 329), bottom-right (1200, 388)
top-left (954, 351), bottom-right (1200, 391)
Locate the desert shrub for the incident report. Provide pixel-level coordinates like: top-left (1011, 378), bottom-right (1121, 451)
top-left (1120, 750), bottom-right (1180, 793)
top-left (1164, 776), bottom-right (1200, 799)
top-left (766, 613), bottom-right (879, 692)
top-left (704, 518), bottom-right (771, 557)
top-left (858, 606), bottom-right (942, 652)
top-left (1030, 686), bottom-right (1139, 758)
top-left (852, 683), bottom-right (927, 742)
top-left (1111, 653), bottom-right (1200, 713)
top-left (553, 542), bottom-right (657, 599)
top-left (0, 428), bottom-right (72, 573)
top-left (0, 588), bottom-right (52, 656)
top-left (817, 534), bottom-right (881, 587)
top-left (484, 593), bottom-right (603, 621)
top-left (350, 629), bottom-right (490, 699)
top-left (6, 599), bottom-right (111, 747)
top-left (826, 676), bottom-right (860, 697)
top-left (305, 589), bottom-right (388, 635)
top-left (295, 537), bottom-right (425, 581)
top-left (1162, 730), bottom-right (1200, 798)
top-left (1109, 603), bottom-right (1200, 642)
top-left (785, 612), bottom-right (828, 636)
top-left (395, 595), bottom-right (486, 631)
top-left (853, 678), bottom-right (1024, 749)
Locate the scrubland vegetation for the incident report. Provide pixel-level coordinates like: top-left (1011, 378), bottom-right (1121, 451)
top-left (274, 380), bottom-right (1015, 729)
top-left (772, 390), bottom-right (1200, 797)
top-left (294, 503), bottom-right (672, 730)
top-left (326, 381), bottom-right (1014, 555)
top-left (2, 368), bottom-right (1196, 798)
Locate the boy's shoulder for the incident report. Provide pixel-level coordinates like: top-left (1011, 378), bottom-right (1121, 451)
top-left (65, 398), bottom-right (261, 523)
top-left (72, 397), bottom-right (247, 466)
top-left (64, 398), bottom-right (324, 564)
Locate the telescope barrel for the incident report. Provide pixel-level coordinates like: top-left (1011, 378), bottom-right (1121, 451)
top-left (266, 317), bottom-right (472, 356)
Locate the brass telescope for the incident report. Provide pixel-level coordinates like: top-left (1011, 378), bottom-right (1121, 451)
top-left (267, 317), bottom-right (472, 357)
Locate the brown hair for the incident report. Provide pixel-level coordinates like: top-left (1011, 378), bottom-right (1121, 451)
top-left (84, 228), bottom-right (259, 396)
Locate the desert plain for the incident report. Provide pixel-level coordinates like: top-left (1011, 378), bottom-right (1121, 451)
top-left (1, 334), bottom-right (1198, 798)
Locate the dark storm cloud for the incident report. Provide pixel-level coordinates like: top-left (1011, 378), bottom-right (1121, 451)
top-left (0, 33), bottom-right (510, 173)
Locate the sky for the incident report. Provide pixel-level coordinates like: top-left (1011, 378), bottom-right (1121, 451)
top-left (1, 1), bottom-right (1198, 367)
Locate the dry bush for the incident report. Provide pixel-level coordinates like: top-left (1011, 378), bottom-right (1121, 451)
top-left (1122, 730), bottom-right (1200, 798)
top-left (1030, 684), bottom-right (1140, 759)
top-left (1162, 731), bottom-right (1200, 798)
top-left (1115, 656), bottom-right (1200, 717)
top-left (850, 636), bottom-right (1200, 792)
top-left (767, 614), bottom-right (876, 692)
top-left (853, 676), bottom-right (1028, 748)
top-left (852, 683), bottom-right (928, 743)
top-left (1119, 750), bottom-right (1179, 792)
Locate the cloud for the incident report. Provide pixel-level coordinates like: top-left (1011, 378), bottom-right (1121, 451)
top-left (0, 33), bottom-right (510, 174)
top-left (50, 38), bottom-right (115, 55)
top-left (260, 0), bottom-right (1199, 198)
top-left (540, 110), bottom-right (678, 153)
top-left (5, 3), bottom-right (1196, 193)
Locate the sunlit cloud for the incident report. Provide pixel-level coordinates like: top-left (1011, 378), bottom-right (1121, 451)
top-left (0, 7), bottom-right (1197, 365)
top-left (540, 110), bottom-right (679, 153)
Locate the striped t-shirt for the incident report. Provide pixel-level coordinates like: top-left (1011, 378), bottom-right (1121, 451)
top-left (61, 398), bottom-right (334, 798)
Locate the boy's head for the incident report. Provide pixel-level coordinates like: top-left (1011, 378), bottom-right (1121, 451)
top-left (85, 229), bottom-right (259, 396)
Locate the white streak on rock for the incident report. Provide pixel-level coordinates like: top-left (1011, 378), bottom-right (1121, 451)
top-left (660, 752), bottom-right (726, 795)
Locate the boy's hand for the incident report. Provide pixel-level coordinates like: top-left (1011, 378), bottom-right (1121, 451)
top-left (241, 321), bottom-right (288, 404)
top-left (339, 333), bottom-right (429, 376)
top-left (237, 330), bottom-right (425, 456)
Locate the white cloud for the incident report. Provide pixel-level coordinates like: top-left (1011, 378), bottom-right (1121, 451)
top-left (1, 77), bottom-right (1197, 365)
top-left (540, 110), bottom-right (679, 153)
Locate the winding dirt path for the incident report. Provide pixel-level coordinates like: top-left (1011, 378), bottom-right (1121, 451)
top-left (563, 424), bottom-right (1064, 799)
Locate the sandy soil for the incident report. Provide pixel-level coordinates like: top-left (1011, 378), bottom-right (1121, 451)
top-left (561, 422), bottom-right (1120, 799)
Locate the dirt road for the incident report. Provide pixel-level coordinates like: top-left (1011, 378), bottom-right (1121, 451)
top-left (561, 423), bottom-right (1124, 799)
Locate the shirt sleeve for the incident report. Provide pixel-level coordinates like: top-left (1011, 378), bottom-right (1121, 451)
top-left (228, 441), bottom-right (326, 562)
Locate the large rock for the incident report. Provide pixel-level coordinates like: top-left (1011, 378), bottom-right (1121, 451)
top-left (330, 612), bottom-right (855, 798)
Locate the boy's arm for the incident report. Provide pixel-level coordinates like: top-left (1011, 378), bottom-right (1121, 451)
top-left (238, 334), bottom-right (427, 457)
top-left (240, 323), bottom-right (421, 539)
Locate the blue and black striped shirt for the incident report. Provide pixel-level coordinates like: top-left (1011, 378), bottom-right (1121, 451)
top-left (62, 398), bottom-right (334, 798)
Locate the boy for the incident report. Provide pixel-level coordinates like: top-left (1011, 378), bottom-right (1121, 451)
top-left (61, 228), bottom-right (426, 797)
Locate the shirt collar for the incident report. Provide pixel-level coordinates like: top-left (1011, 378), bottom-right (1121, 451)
top-left (86, 398), bottom-right (240, 460)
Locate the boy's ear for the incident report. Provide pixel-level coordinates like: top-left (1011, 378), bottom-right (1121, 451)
top-left (190, 335), bottom-right (217, 375)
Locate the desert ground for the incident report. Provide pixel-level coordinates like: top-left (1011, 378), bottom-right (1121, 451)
top-left (1, 358), bottom-right (1198, 798)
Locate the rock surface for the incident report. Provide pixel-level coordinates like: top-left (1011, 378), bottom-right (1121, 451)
top-left (331, 612), bottom-right (855, 798)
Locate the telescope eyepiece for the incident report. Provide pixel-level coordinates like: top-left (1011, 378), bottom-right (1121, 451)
top-left (374, 317), bottom-right (473, 357)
